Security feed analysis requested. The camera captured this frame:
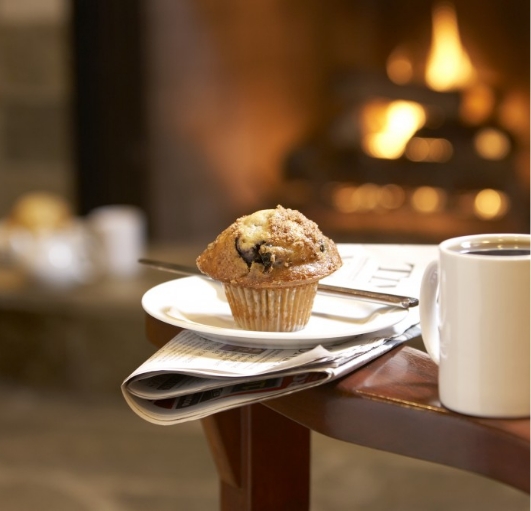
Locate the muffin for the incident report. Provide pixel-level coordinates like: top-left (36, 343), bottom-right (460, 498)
top-left (196, 205), bottom-right (342, 332)
top-left (8, 192), bottom-right (72, 232)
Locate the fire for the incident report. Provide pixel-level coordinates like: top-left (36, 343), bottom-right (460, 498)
top-left (371, 3), bottom-right (481, 161)
top-left (361, 100), bottom-right (426, 159)
top-left (425, 2), bottom-right (475, 91)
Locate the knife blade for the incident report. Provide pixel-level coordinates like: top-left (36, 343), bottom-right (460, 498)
top-left (138, 258), bottom-right (419, 309)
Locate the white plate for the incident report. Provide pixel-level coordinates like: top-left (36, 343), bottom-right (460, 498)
top-left (141, 276), bottom-right (408, 348)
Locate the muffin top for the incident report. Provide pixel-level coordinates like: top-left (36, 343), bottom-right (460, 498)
top-left (196, 205), bottom-right (342, 287)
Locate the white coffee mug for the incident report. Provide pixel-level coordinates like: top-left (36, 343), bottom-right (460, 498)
top-left (419, 233), bottom-right (530, 418)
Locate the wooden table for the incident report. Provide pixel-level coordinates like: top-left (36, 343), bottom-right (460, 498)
top-left (145, 314), bottom-right (530, 511)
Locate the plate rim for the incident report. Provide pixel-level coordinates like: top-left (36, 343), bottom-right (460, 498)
top-left (141, 276), bottom-right (408, 343)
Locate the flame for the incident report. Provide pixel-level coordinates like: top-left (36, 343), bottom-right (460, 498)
top-left (425, 2), bottom-right (475, 91)
top-left (362, 100), bottom-right (426, 159)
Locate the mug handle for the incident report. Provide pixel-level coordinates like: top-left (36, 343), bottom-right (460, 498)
top-left (419, 260), bottom-right (441, 365)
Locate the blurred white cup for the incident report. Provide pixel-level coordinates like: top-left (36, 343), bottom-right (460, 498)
top-left (87, 205), bottom-right (147, 279)
top-left (5, 221), bottom-right (102, 287)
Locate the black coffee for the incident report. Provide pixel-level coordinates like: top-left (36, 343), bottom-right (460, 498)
top-left (463, 249), bottom-right (530, 256)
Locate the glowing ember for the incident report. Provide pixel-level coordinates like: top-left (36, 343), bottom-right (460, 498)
top-left (406, 137), bottom-right (453, 162)
top-left (332, 183), bottom-right (407, 213)
top-left (474, 128), bottom-right (511, 160)
top-left (474, 189), bottom-right (510, 219)
top-left (411, 186), bottom-right (447, 213)
top-left (387, 47), bottom-right (414, 85)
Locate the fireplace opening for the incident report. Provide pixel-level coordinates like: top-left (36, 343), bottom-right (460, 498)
top-left (275, 1), bottom-right (529, 242)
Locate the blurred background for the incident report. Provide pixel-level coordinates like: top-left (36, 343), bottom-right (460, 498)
top-left (0, 0), bottom-right (528, 510)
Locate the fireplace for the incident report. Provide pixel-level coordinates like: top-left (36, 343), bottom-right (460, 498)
top-left (73, 0), bottom-right (529, 245)
top-left (275, 2), bottom-right (529, 242)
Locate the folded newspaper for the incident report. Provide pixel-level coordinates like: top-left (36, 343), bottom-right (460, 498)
top-left (122, 244), bottom-right (437, 425)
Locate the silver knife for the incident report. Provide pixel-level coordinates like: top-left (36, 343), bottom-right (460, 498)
top-left (139, 258), bottom-right (419, 309)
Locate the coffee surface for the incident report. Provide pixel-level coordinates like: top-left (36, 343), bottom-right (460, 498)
top-left (463, 249), bottom-right (530, 256)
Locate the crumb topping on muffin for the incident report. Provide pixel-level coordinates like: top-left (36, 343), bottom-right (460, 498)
top-left (196, 205), bottom-right (342, 287)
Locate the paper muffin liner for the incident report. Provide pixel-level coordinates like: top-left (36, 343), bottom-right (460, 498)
top-left (223, 281), bottom-right (319, 332)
